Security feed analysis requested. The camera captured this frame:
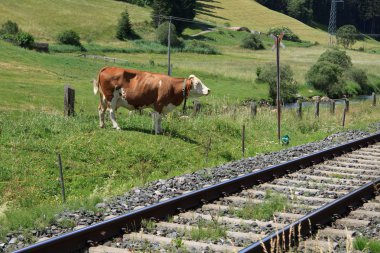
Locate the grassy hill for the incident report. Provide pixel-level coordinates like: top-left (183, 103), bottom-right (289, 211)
top-left (0, 0), bottom-right (150, 43)
top-left (196, 0), bottom-right (326, 43)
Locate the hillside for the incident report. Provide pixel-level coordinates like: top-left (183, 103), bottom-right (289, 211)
top-left (0, 0), bottom-right (326, 44)
top-left (0, 0), bottom-right (150, 43)
top-left (196, 0), bottom-right (327, 43)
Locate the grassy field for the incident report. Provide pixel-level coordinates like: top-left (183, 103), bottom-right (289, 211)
top-left (0, 0), bottom-right (380, 242)
top-left (0, 0), bottom-right (150, 43)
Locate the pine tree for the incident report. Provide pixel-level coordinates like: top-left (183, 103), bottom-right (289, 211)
top-left (151, 0), bottom-right (196, 34)
top-left (116, 8), bottom-right (133, 40)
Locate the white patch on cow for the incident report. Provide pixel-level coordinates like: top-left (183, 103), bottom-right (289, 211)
top-left (159, 80), bottom-right (162, 87)
top-left (117, 88), bottom-right (135, 110)
top-left (162, 103), bottom-right (177, 114)
top-left (188, 75), bottom-right (210, 97)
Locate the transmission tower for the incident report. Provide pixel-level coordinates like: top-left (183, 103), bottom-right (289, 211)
top-left (328, 0), bottom-right (344, 45)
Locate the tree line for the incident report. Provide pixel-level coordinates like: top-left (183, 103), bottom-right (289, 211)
top-left (257, 0), bottom-right (380, 37)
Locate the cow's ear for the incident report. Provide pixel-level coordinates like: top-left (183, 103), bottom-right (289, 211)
top-left (189, 74), bottom-right (195, 80)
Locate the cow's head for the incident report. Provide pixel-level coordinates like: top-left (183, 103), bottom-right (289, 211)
top-left (188, 75), bottom-right (210, 97)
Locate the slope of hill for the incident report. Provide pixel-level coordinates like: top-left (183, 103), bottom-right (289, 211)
top-left (196, 0), bottom-right (327, 43)
top-left (0, 0), bottom-right (150, 43)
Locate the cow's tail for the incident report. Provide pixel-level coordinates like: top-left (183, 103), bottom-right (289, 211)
top-left (93, 79), bottom-right (99, 95)
top-left (93, 67), bottom-right (107, 95)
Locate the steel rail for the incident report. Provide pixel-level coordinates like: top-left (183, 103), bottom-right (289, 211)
top-left (14, 133), bottom-right (380, 253)
top-left (240, 178), bottom-right (380, 253)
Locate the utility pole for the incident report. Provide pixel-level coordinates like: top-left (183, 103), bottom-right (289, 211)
top-left (328, 0), bottom-right (344, 45)
top-left (167, 16), bottom-right (172, 76)
top-left (271, 32), bottom-right (285, 143)
top-left (276, 36), bottom-right (281, 143)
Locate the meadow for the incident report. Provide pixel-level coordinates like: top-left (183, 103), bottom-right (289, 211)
top-left (1, 0), bottom-right (380, 241)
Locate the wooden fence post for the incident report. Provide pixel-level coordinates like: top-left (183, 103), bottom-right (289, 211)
top-left (64, 85), bottom-right (75, 116)
top-left (373, 92), bottom-right (377, 107)
top-left (242, 124), bottom-right (246, 157)
top-left (342, 107), bottom-right (347, 128)
top-left (297, 99), bottom-right (302, 119)
top-left (205, 137), bottom-right (211, 164)
top-left (345, 98), bottom-right (350, 113)
top-left (330, 100), bottom-right (335, 114)
top-left (193, 100), bottom-right (201, 115)
top-left (314, 101), bottom-right (320, 118)
top-left (250, 102), bottom-right (257, 118)
top-left (57, 153), bottom-right (66, 203)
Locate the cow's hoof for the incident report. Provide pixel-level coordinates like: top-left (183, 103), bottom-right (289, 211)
top-left (115, 127), bottom-right (121, 130)
top-left (99, 125), bottom-right (105, 128)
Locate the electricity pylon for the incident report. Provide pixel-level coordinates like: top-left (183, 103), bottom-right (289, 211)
top-left (328, 0), bottom-right (344, 45)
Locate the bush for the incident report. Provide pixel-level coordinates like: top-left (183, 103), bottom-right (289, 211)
top-left (156, 22), bottom-right (182, 47)
top-left (0, 20), bottom-right (19, 35)
top-left (184, 40), bottom-right (219, 54)
top-left (336, 25), bottom-right (360, 49)
top-left (268, 26), bottom-right (301, 42)
top-left (318, 49), bottom-right (352, 69)
top-left (257, 63), bottom-right (299, 103)
top-left (347, 68), bottom-right (370, 93)
top-left (241, 34), bottom-right (265, 50)
top-left (306, 61), bottom-right (343, 97)
top-left (116, 8), bottom-right (133, 40)
top-left (15, 31), bottom-right (34, 49)
top-left (57, 30), bottom-right (81, 46)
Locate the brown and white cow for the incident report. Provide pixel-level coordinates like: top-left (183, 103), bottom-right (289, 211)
top-left (93, 67), bottom-right (210, 133)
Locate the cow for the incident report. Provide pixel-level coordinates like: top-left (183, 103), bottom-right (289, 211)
top-left (93, 67), bottom-right (210, 134)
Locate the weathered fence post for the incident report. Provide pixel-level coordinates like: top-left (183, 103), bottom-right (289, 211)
top-left (330, 100), bottom-right (336, 115)
top-left (64, 85), bottom-right (75, 116)
top-left (342, 107), bottom-right (347, 128)
top-left (297, 99), bottom-right (302, 119)
top-left (345, 98), bottom-right (350, 113)
top-left (314, 101), bottom-right (320, 118)
top-left (373, 92), bottom-right (377, 107)
top-left (57, 153), bottom-right (66, 203)
top-left (250, 102), bottom-right (257, 118)
top-left (242, 124), bottom-right (246, 157)
top-left (205, 137), bottom-right (211, 164)
top-left (193, 100), bottom-right (201, 115)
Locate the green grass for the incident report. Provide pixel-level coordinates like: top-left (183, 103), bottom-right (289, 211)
top-left (353, 236), bottom-right (380, 253)
top-left (231, 191), bottom-right (288, 221)
top-left (189, 218), bottom-right (227, 241)
top-left (0, 0), bottom-right (150, 43)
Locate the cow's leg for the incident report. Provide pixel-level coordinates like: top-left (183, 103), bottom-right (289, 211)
top-left (152, 112), bottom-right (163, 135)
top-left (98, 98), bottom-right (107, 128)
top-left (109, 96), bottom-right (121, 130)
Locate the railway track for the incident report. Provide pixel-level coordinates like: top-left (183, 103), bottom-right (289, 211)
top-left (13, 133), bottom-right (380, 253)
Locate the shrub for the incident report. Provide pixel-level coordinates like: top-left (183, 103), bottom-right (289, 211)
top-left (257, 63), bottom-right (299, 103)
top-left (15, 31), bottom-right (34, 49)
top-left (241, 34), bottom-right (265, 50)
top-left (318, 49), bottom-right (352, 69)
top-left (57, 30), bottom-right (81, 46)
top-left (116, 8), bottom-right (133, 40)
top-left (156, 22), bottom-right (182, 47)
top-left (306, 61), bottom-right (343, 97)
top-left (347, 68), bottom-right (370, 93)
top-left (336, 25), bottom-right (359, 49)
top-left (0, 20), bottom-right (19, 35)
top-left (184, 40), bottom-right (219, 54)
top-left (268, 26), bottom-right (301, 42)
